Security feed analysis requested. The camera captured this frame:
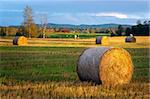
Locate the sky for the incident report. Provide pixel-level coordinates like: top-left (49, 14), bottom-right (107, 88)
top-left (0, 0), bottom-right (149, 26)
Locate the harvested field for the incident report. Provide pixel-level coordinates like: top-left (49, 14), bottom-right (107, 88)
top-left (0, 36), bottom-right (149, 48)
top-left (0, 36), bottom-right (149, 98)
top-left (0, 46), bottom-right (149, 98)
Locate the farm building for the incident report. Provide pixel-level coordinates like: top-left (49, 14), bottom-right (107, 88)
top-left (13, 36), bottom-right (27, 45)
top-left (60, 28), bottom-right (71, 33)
top-left (77, 47), bottom-right (134, 85)
top-left (96, 36), bottom-right (109, 45)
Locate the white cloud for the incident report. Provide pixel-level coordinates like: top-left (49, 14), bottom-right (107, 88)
top-left (1, 9), bottom-right (146, 20)
top-left (85, 12), bottom-right (144, 19)
top-left (51, 12), bottom-right (70, 16)
top-left (90, 12), bottom-right (128, 19)
top-left (128, 15), bottom-right (143, 19)
top-left (0, 9), bottom-right (22, 12)
top-left (50, 12), bottom-right (145, 19)
top-left (35, 11), bottom-right (49, 14)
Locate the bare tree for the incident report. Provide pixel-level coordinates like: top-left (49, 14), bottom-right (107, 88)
top-left (38, 14), bottom-right (48, 38)
top-left (23, 5), bottom-right (37, 38)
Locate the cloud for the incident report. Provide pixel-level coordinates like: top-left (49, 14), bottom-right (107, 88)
top-left (82, 12), bottom-right (145, 19)
top-left (48, 12), bottom-right (148, 25)
top-left (35, 11), bottom-right (49, 15)
top-left (50, 12), bottom-right (145, 20)
top-left (0, 8), bottom-right (146, 20)
top-left (0, 9), bottom-right (22, 12)
top-left (90, 12), bottom-right (128, 19)
top-left (127, 15), bottom-right (143, 19)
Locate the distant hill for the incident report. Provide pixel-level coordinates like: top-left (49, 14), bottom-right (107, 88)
top-left (1, 23), bottom-right (131, 29)
top-left (47, 23), bottom-right (131, 29)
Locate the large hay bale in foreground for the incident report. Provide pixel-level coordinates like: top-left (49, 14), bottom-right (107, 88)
top-left (77, 47), bottom-right (133, 85)
top-left (96, 36), bottom-right (109, 45)
top-left (125, 36), bottom-right (136, 43)
top-left (13, 36), bottom-right (27, 45)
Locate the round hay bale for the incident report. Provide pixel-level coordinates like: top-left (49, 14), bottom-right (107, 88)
top-left (125, 36), bottom-right (136, 43)
top-left (96, 36), bottom-right (109, 45)
top-left (13, 36), bottom-right (27, 45)
top-left (77, 47), bottom-right (134, 85)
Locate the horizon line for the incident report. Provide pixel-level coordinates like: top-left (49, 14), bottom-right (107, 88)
top-left (0, 22), bottom-right (134, 27)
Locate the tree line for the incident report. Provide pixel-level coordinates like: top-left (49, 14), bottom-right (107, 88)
top-left (111, 20), bottom-right (149, 36)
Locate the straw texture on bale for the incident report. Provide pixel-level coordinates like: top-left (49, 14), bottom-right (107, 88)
top-left (13, 36), bottom-right (27, 45)
top-left (77, 47), bottom-right (133, 85)
top-left (96, 36), bottom-right (109, 45)
top-left (125, 36), bottom-right (136, 43)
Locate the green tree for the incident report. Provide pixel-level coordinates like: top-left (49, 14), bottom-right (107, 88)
top-left (143, 20), bottom-right (147, 25)
top-left (89, 28), bottom-right (96, 33)
top-left (116, 25), bottom-right (123, 36)
top-left (7, 27), bottom-right (18, 36)
top-left (23, 5), bottom-right (38, 37)
top-left (0, 27), bottom-right (6, 36)
top-left (125, 27), bottom-right (131, 36)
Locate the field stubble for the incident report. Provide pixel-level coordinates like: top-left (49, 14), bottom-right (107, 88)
top-left (0, 36), bottom-right (150, 98)
top-left (0, 36), bottom-right (149, 48)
